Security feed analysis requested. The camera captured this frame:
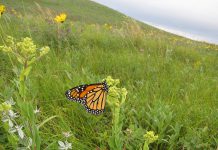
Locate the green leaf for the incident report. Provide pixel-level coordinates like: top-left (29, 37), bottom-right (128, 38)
top-left (32, 125), bottom-right (41, 150)
top-left (19, 66), bottom-right (32, 82)
top-left (23, 66), bottom-right (32, 77)
top-left (28, 57), bottom-right (36, 65)
top-left (38, 115), bottom-right (58, 129)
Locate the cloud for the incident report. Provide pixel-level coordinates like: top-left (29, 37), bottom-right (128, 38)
top-left (92, 0), bottom-right (218, 43)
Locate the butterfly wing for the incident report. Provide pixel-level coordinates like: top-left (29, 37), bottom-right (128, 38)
top-left (84, 83), bottom-right (108, 115)
top-left (65, 81), bottom-right (109, 115)
top-left (66, 83), bottom-right (99, 104)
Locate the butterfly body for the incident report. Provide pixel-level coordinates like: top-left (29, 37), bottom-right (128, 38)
top-left (65, 81), bottom-right (109, 115)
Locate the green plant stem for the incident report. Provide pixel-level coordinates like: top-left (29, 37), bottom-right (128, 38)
top-left (57, 24), bottom-right (60, 53)
top-left (109, 105), bottom-right (123, 150)
top-left (113, 106), bottom-right (120, 131)
top-left (19, 59), bottom-right (28, 101)
top-left (143, 141), bottom-right (149, 150)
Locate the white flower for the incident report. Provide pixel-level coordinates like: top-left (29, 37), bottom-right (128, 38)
top-left (8, 119), bottom-right (14, 128)
top-left (58, 141), bottom-right (72, 150)
top-left (2, 115), bottom-right (14, 128)
top-left (6, 98), bottom-right (16, 106)
top-left (8, 110), bottom-right (19, 119)
top-left (27, 137), bottom-right (32, 149)
top-left (2, 114), bottom-right (9, 123)
top-left (2, 110), bottom-right (18, 128)
top-left (9, 125), bottom-right (25, 139)
top-left (62, 131), bottom-right (71, 138)
top-left (9, 126), bottom-right (17, 133)
top-left (17, 126), bottom-right (24, 139)
top-left (34, 107), bottom-right (40, 114)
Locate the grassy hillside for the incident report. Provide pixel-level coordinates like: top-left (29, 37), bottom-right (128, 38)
top-left (0, 0), bottom-right (218, 149)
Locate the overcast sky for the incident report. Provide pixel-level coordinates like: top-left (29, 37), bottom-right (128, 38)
top-left (92, 0), bottom-right (218, 44)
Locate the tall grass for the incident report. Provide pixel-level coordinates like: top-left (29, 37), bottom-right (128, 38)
top-left (0, 0), bottom-right (218, 149)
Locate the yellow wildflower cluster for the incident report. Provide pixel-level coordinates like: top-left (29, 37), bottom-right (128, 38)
top-left (11, 8), bottom-right (16, 14)
top-left (0, 102), bottom-right (11, 112)
top-left (54, 13), bottom-right (67, 23)
top-left (17, 37), bottom-right (37, 56)
top-left (194, 60), bottom-right (202, 69)
top-left (11, 8), bottom-right (22, 18)
top-left (104, 23), bottom-right (113, 30)
top-left (0, 4), bottom-right (6, 16)
top-left (205, 44), bottom-right (218, 50)
top-left (105, 76), bottom-right (127, 108)
top-left (0, 36), bottom-right (50, 65)
top-left (143, 131), bottom-right (158, 144)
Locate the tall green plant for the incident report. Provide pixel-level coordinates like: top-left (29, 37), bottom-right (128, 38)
top-left (0, 36), bottom-right (50, 149)
top-left (143, 131), bottom-right (158, 150)
top-left (0, 36), bottom-right (50, 100)
top-left (106, 76), bottom-right (127, 150)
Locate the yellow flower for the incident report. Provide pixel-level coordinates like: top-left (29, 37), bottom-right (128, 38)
top-left (0, 102), bottom-right (11, 112)
top-left (194, 61), bottom-right (201, 69)
top-left (104, 23), bottom-right (113, 30)
top-left (105, 76), bottom-right (127, 108)
top-left (54, 13), bottom-right (67, 23)
top-left (0, 36), bottom-right (50, 65)
top-left (17, 37), bottom-right (37, 55)
top-left (109, 25), bottom-right (112, 30)
top-left (143, 131), bottom-right (158, 144)
top-left (39, 46), bottom-right (50, 56)
top-left (0, 4), bottom-right (6, 16)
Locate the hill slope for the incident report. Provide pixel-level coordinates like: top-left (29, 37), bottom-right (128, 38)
top-left (0, 0), bottom-right (218, 149)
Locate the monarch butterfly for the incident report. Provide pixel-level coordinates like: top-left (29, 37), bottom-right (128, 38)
top-left (65, 81), bottom-right (109, 115)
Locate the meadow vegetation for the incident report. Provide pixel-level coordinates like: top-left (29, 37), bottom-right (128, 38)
top-left (0, 0), bottom-right (218, 149)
